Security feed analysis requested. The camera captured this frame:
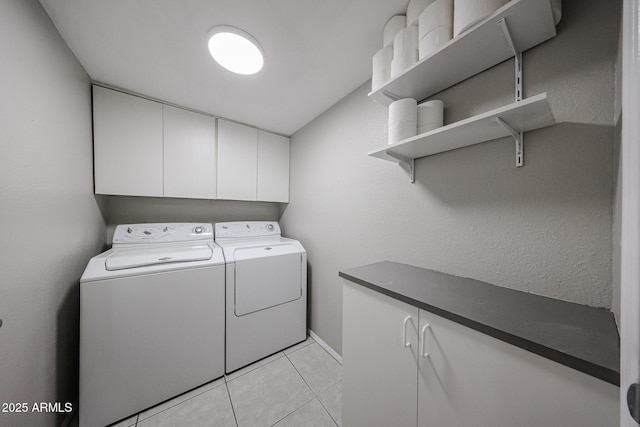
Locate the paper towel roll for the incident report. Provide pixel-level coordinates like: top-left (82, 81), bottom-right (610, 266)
top-left (389, 121), bottom-right (418, 144)
top-left (389, 98), bottom-right (418, 144)
top-left (393, 26), bottom-right (419, 56)
top-left (390, 50), bottom-right (418, 77)
top-left (418, 0), bottom-right (454, 39)
top-left (417, 100), bottom-right (443, 127)
top-left (383, 15), bottom-right (406, 47)
top-left (372, 46), bottom-right (393, 90)
top-left (418, 122), bottom-right (441, 134)
top-left (453, 0), bottom-right (509, 37)
top-left (389, 98), bottom-right (418, 124)
top-left (418, 26), bottom-right (452, 60)
top-left (407, 0), bottom-right (435, 27)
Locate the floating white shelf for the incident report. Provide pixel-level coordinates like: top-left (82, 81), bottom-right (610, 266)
top-left (368, 0), bottom-right (557, 106)
top-left (369, 93), bottom-right (554, 163)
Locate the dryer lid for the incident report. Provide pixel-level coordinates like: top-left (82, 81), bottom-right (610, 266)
top-left (105, 244), bottom-right (213, 271)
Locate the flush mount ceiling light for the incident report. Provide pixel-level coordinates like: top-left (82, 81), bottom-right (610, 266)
top-left (207, 26), bottom-right (264, 75)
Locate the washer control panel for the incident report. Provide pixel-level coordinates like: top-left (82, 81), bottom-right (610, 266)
top-left (113, 223), bottom-right (214, 245)
top-left (214, 221), bottom-right (281, 240)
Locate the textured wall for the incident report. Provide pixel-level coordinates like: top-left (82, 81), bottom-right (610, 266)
top-left (0, 0), bottom-right (106, 425)
top-left (281, 0), bottom-right (620, 355)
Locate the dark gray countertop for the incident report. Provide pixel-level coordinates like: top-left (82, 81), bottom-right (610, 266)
top-left (339, 261), bottom-right (620, 386)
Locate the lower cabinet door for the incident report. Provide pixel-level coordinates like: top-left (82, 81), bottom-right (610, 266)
top-left (417, 309), bottom-right (619, 427)
top-left (342, 281), bottom-right (419, 427)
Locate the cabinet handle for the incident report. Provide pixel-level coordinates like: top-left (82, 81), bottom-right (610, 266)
top-left (402, 316), bottom-right (412, 348)
top-left (420, 323), bottom-right (430, 358)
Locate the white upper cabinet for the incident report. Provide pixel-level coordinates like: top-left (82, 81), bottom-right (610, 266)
top-left (257, 130), bottom-right (290, 202)
top-left (93, 86), bottom-right (163, 197)
top-left (93, 87), bottom-right (290, 202)
top-left (216, 119), bottom-right (258, 201)
top-left (217, 120), bottom-right (290, 202)
top-left (163, 105), bottom-right (216, 199)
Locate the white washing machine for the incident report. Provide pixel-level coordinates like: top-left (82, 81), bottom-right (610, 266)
top-left (79, 223), bottom-right (225, 427)
top-left (215, 221), bottom-right (307, 373)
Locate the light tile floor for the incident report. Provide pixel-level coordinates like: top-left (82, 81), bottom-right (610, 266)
top-left (74, 336), bottom-right (342, 427)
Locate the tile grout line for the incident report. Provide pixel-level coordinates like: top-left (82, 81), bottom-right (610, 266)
top-left (284, 350), bottom-right (316, 396)
top-left (264, 352), bottom-right (321, 426)
top-left (268, 395), bottom-right (318, 427)
top-left (280, 348), bottom-right (342, 426)
top-left (285, 342), bottom-right (342, 426)
top-left (315, 395), bottom-right (340, 427)
top-left (135, 378), bottom-right (226, 423)
top-left (224, 381), bottom-right (240, 427)
top-left (225, 352), bottom-right (285, 384)
top-left (287, 342), bottom-right (343, 396)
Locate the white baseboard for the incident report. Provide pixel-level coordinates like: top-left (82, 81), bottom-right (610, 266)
top-left (308, 329), bottom-right (342, 364)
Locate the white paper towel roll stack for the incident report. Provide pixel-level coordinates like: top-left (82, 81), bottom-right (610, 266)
top-left (372, 46), bottom-right (393, 90)
top-left (417, 100), bottom-right (444, 134)
top-left (383, 15), bottom-right (406, 47)
top-left (453, 0), bottom-right (509, 37)
top-left (388, 98), bottom-right (418, 144)
top-left (391, 25), bottom-right (419, 78)
top-left (418, 0), bottom-right (453, 59)
top-left (406, 0), bottom-right (435, 27)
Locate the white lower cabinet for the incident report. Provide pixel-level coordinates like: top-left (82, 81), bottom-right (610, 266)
top-left (343, 281), bottom-right (418, 427)
top-left (342, 280), bottom-right (619, 427)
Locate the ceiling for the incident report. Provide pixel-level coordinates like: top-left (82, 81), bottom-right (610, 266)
top-left (39, 0), bottom-right (408, 136)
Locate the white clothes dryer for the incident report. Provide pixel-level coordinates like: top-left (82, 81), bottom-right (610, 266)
top-left (215, 221), bottom-right (307, 373)
top-left (79, 223), bottom-right (225, 427)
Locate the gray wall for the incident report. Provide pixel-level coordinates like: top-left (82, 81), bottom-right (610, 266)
top-left (0, 1), bottom-right (105, 425)
top-left (281, 0), bottom-right (621, 355)
top-left (98, 196), bottom-right (282, 243)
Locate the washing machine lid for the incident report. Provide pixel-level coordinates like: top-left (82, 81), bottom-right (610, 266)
top-left (105, 244), bottom-right (213, 271)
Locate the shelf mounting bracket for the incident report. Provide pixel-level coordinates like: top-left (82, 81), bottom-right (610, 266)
top-left (496, 17), bottom-right (523, 102)
top-left (497, 18), bottom-right (524, 167)
top-left (387, 151), bottom-right (415, 183)
top-left (493, 117), bottom-right (523, 167)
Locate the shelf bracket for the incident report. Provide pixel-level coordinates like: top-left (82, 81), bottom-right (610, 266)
top-left (497, 18), bottom-right (523, 102)
top-left (387, 151), bottom-right (415, 183)
top-left (493, 117), bottom-right (523, 167)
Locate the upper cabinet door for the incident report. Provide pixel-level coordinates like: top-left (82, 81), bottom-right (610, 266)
top-left (217, 119), bottom-right (258, 201)
top-left (257, 131), bottom-right (290, 202)
top-left (93, 86), bottom-right (163, 197)
top-left (163, 105), bottom-right (216, 199)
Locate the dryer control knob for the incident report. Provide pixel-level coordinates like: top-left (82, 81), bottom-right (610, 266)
top-left (266, 224), bottom-right (274, 231)
top-left (194, 226), bottom-right (204, 234)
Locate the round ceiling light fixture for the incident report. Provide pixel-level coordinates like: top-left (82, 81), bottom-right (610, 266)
top-left (207, 26), bottom-right (264, 75)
